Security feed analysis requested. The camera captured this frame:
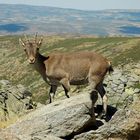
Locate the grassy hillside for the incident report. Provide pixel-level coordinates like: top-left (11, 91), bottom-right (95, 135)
top-left (0, 35), bottom-right (140, 103)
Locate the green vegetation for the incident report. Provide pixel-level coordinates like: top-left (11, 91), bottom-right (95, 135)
top-left (113, 41), bottom-right (140, 65)
top-left (0, 35), bottom-right (140, 103)
top-left (133, 83), bottom-right (140, 89)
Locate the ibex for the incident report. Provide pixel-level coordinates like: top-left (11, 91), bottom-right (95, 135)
top-left (19, 34), bottom-right (113, 118)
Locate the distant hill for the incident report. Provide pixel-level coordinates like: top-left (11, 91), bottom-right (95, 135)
top-left (0, 4), bottom-right (140, 36)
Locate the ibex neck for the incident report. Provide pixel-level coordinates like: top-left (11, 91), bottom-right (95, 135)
top-left (33, 52), bottom-right (47, 78)
top-left (36, 52), bottom-right (47, 64)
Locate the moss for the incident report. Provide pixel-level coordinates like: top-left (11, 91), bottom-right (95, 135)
top-left (133, 83), bottom-right (140, 89)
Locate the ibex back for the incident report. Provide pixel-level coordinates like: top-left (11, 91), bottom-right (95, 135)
top-left (19, 34), bottom-right (113, 119)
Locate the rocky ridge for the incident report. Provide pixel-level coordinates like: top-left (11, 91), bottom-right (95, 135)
top-left (0, 63), bottom-right (140, 140)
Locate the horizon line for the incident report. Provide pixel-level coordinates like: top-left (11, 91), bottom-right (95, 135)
top-left (0, 3), bottom-right (140, 11)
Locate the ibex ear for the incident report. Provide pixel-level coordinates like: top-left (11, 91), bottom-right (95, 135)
top-left (37, 37), bottom-right (43, 48)
top-left (19, 38), bottom-right (25, 48)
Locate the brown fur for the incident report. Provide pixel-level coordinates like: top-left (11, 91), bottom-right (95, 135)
top-left (44, 51), bottom-right (109, 85)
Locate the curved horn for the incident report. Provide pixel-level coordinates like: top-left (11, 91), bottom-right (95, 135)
top-left (19, 38), bottom-right (25, 47)
top-left (24, 34), bottom-right (30, 43)
top-left (35, 32), bottom-right (38, 43)
top-left (38, 36), bottom-right (43, 47)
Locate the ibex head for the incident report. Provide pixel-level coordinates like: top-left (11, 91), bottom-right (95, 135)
top-left (19, 33), bottom-right (43, 64)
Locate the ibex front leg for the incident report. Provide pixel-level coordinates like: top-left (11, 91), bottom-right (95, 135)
top-left (49, 85), bottom-right (57, 103)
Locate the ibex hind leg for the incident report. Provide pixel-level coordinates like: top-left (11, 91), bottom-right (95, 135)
top-left (88, 76), bottom-right (100, 121)
top-left (62, 85), bottom-right (70, 98)
top-left (96, 82), bottom-right (108, 119)
top-left (49, 85), bottom-right (57, 103)
top-left (60, 78), bottom-right (70, 98)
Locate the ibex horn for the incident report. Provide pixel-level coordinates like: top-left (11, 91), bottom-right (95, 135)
top-left (24, 34), bottom-right (30, 43)
top-left (35, 32), bottom-right (38, 43)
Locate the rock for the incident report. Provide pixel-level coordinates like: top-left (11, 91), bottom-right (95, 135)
top-left (74, 103), bottom-right (140, 140)
top-left (0, 80), bottom-right (10, 87)
top-left (0, 132), bottom-right (63, 140)
top-left (0, 80), bottom-right (34, 122)
top-left (112, 71), bottom-right (122, 79)
top-left (127, 95), bottom-right (133, 103)
top-left (121, 92), bottom-right (129, 101)
top-left (129, 74), bottom-right (139, 82)
top-left (112, 87), bottom-right (118, 92)
top-left (31, 135), bottom-right (63, 140)
top-left (134, 69), bottom-right (140, 76)
top-left (110, 83), bottom-right (118, 89)
top-left (126, 81), bottom-right (135, 87)
top-left (0, 64), bottom-right (140, 140)
top-left (116, 89), bottom-right (123, 94)
top-left (0, 93), bottom-right (96, 140)
top-left (133, 94), bottom-right (140, 102)
top-left (120, 76), bottom-right (128, 84)
top-left (112, 79), bottom-right (120, 85)
top-left (125, 88), bottom-right (135, 95)
top-left (117, 84), bottom-right (124, 90)
top-left (134, 88), bottom-right (140, 94)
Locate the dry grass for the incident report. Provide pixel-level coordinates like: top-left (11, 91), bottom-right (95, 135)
top-left (0, 35), bottom-right (140, 103)
top-left (0, 117), bottom-right (18, 129)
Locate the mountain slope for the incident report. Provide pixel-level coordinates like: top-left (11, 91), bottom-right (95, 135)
top-left (0, 35), bottom-right (140, 103)
top-left (0, 4), bottom-right (140, 36)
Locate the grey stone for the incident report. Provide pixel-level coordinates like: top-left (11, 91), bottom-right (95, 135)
top-left (121, 93), bottom-right (129, 100)
top-left (0, 80), bottom-right (10, 86)
top-left (0, 80), bottom-right (34, 121)
top-left (112, 87), bottom-right (118, 92)
top-left (134, 88), bottom-right (140, 94)
top-left (1, 65), bottom-right (140, 140)
top-left (127, 95), bottom-right (133, 103)
top-left (120, 76), bottom-right (128, 84)
top-left (108, 96), bottom-right (121, 106)
top-left (129, 76), bottom-right (139, 83)
top-left (112, 70), bottom-right (122, 79)
top-left (0, 93), bottom-right (94, 140)
top-left (110, 83), bottom-right (118, 89)
top-left (74, 107), bottom-right (140, 140)
top-left (133, 94), bottom-right (140, 102)
top-left (126, 81), bottom-right (135, 87)
top-left (116, 89), bottom-right (123, 94)
top-left (24, 135), bottom-right (63, 140)
top-left (112, 79), bottom-right (120, 85)
top-left (117, 84), bottom-right (124, 90)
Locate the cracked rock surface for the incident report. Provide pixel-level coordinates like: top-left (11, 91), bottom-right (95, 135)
top-left (0, 93), bottom-right (95, 140)
top-left (0, 80), bottom-right (34, 121)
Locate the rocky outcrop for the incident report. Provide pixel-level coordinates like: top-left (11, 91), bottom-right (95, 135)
top-left (0, 92), bottom-right (140, 140)
top-left (0, 80), bottom-right (34, 122)
top-left (104, 64), bottom-right (140, 109)
top-left (0, 63), bottom-right (140, 140)
top-left (0, 93), bottom-right (97, 140)
top-left (74, 101), bottom-right (140, 140)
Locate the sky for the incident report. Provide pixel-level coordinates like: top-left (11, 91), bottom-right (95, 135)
top-left (0, 0), bottom-right (140, 10)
